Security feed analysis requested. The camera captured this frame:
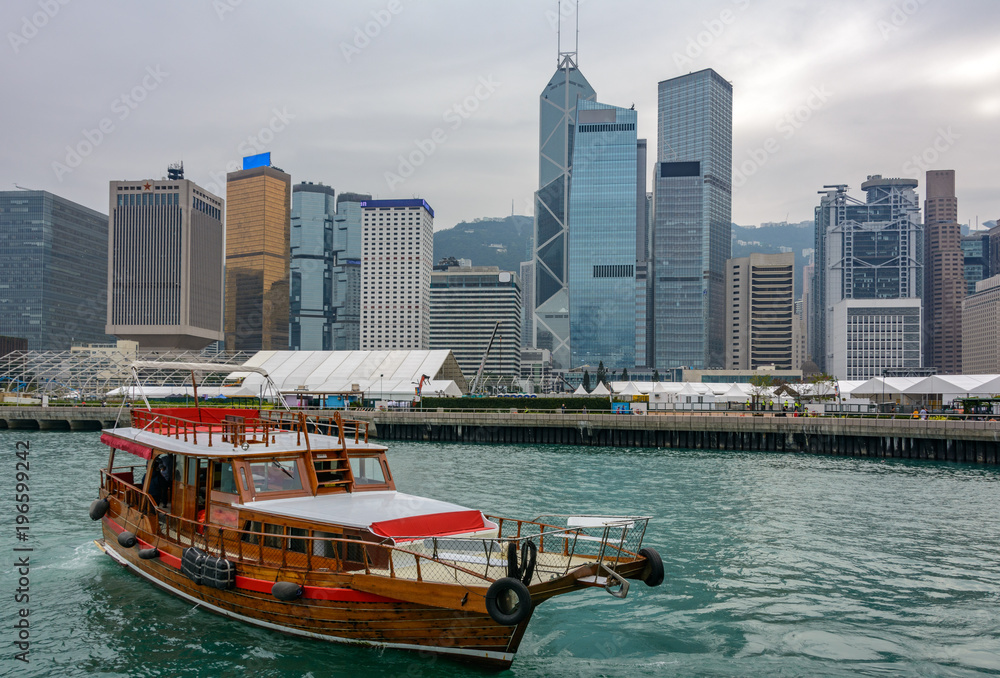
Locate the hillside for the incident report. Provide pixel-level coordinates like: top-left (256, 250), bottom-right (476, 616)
top-left (433, 215), bottom-right (533, 271)
top-left (435, 216), bottom-right (817, 294)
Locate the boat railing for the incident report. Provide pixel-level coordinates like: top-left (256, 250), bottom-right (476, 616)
top-left (389, 516), bottom-right (651, 584)
top-left (260, 410), bottom-right (371, 450)
top-left (130, 409), bottom-right (280, 449)
top-left (101, 469), bottom-right (158, 519)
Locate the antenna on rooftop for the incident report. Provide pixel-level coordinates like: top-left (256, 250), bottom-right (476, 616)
top-left (167, 162), bottom-right (184, 181)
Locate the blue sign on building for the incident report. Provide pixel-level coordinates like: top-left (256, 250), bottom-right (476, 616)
top-left (242, 152), bottom-right (271, 170)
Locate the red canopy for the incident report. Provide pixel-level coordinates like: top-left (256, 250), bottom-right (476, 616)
top-left (101, 433), bottom-right (153, 460)
top-left (369, 510), bottom-right (486, 539)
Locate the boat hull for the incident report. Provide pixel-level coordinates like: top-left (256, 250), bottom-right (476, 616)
top-left (97, 522), bottom-right (529, 669)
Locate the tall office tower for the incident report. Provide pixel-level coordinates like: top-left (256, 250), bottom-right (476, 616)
top-left (224, 156), bottom-right (292, 352)
top-left (290, 182), bottom-right (336, 350)
top-left (360, 199), bottom-right (434, 350)
top-left (634, 139), bottom-right (650, 368)
top-left (802, 261), bottom-right (814, 360)
top-left (430, 266), bottom-right (522, 379)
top-left (726, 252), bottom-right (795, 370)
top-left (652, 68), bottom-right (733, 370)
top-left (566, 100), bottom-right (639, 369)
top-left (792, 299), bottom-right (807, 370)
top-left (961, 231), bottom-right (991, 296)
top-left (332, 192), bottom-right (370, 350)
top-left (961, 274), bottom-right (1000, 373)
top-left (923, 170), bottom-right (965, 373)
top-left (531, 42), bottom-right (596, 370)
top-left (519, 260), bottom-right (534, 348)
top-left (0, 190), bottom-right (111, 350)
top-left (107, 179), bottom-right (224, 350)
top-left (812, 176), bottom-right (923, 379)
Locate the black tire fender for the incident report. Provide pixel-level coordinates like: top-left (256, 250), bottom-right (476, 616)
top-left (117, 531), bottom-right (138, 548)
top-left (519, 540), bottom-right (537, 586)
top-left (485, 577), bottom-right (532, 626)
top-left (89, 498), bottom-right (110, 521)
top-left (272, 581), bottom-right (303, 601)
top-left (639, 547), bottom-right (664, 587)
top-left (138, 547), bottom-right (160, 560)
top-left (506, 541), bottom-right (520, 579)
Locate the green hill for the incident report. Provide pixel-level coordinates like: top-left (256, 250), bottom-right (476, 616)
top-left (433, 215), bottom-right (533, 271)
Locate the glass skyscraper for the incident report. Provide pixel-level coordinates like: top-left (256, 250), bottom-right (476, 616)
top-left (567, 100), bottom-right (639, 369)
top-left (0, 190), bottom-right (111, 350)
top-left (652, 68), bottom-right (732, 369)
top-left (332, 192), bottom-right (369, 350)
top-left (531, 51), bottom-right (596, 370)
top-left (290, 182), bottom-right (336, 350)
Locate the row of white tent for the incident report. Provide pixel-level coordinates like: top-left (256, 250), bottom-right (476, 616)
top-left (573, 375), bottom-right (1000, 406)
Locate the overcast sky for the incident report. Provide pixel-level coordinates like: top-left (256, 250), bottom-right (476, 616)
top-left (2, 0), bottom-right (997, 232)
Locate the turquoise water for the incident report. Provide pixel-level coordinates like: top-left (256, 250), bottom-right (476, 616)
top-left (3, 430), bottom-right (1000, 676)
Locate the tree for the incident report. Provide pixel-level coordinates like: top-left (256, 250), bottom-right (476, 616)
top-left (652, 369), bottom-right (661, 382)
top-left (808, 372), bottom-right (837, 401)
top-left (621, 368), bottom-right (629, 382)
top-left (596, 361), bottom-right (607, 387)
top-left (582, 370), bottom-right (591, 392)
top-left (748, 374), bottom-right (775, 411)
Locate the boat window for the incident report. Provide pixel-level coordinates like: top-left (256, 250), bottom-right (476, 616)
top-left (241, 520), bottom-right (262, 545)
top-left (350, 456), bottom-right (386, 485)
top-left (239, 467), bottom-right (250, 493)
top-left (212, 461), bottom-right (237, 494)
top-left (263, 523), bottom-right (284, 549)
top-left (187, 457), bottom-right (198, 485)
top-left (289, 527), bottom-right (308, 554)
top-left (313, 530), bottom-right (340, 557)
top-left (248, 459), bottom-right (303, 493)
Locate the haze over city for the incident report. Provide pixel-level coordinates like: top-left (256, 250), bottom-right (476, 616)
top-left (2, 0), bottom-right (998, 231)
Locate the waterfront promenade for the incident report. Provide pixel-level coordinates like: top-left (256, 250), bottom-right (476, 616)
top-left (7, 406), bottom-right (997, 465)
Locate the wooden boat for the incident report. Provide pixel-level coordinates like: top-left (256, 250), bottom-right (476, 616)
top-left (92, 366), bottom-right (663, 669)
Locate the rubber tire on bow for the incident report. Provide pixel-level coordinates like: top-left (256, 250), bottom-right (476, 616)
top-left (117, 531), bottom-right (138, 548)
top-left (485, 577), bottom-right (532, 626)
top-left (89, 497), bottom-right (109, 521)
top-left (638, 547), bottom-right (664, 587)
top-left (519, 540), bottom-right (537, 586)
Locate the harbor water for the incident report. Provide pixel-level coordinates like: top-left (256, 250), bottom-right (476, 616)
top-left (3, 430), bottom-right (1000, 677)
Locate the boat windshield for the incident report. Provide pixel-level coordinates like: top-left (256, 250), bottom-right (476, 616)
top-left (350, 456), bottom-right (386, 485)
top-left (249, 459), bottom-right (303, 493)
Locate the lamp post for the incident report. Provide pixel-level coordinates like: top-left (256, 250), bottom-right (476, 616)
top-left (380, 373), bottom-right (384, 404)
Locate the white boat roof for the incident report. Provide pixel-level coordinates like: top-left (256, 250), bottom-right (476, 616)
top-left (103, 426), bottom-right (387, 457)
top-left (236, 490), bottom-right (476, 530)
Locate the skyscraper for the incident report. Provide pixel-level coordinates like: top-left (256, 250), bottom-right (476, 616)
top-left (107, 178), bottom-right (224, 349)
top-left (519, 260), bottom-right (533, 348)
top-left (923, 169), bottom-right (965, 373)
top-left (0, 190), bottom-right (111, 350)
top-left (332, 192), bottom-right (370, 350)
top-left (812, 176), bottom-right (923, 379)
top-left (531, 45), bottom-right (596, 369)
top-left (290, 182), bottom-right (336, 350)
top-left (360, 199), bottom-right (434, 350)
top-left (224, 157), bottom-right (292, 352)
top-left (726, 252), bottom-right (795, 370)
top-left (430, 265), bottom-right (522, 380)
top-left (567, 99), bottom-right (640, 369)
top-left (961, 231), bottom-right (991, 296)
top-left (652, 68), bottom-right (733, 369)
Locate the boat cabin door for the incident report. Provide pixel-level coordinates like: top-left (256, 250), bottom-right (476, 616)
top-left (174, 457), bottom-right (209, 524)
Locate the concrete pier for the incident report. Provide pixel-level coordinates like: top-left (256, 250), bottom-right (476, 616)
top-left (359, 411), bottom-right (1000, 466)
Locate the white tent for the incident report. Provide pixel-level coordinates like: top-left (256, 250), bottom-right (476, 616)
top-left (717, 383), bottom-right (750, 402)
top-left (573, 384), bottom-right (590, 395)
top-left (616, 381), bottom-right (643, 396)
top-left (850, 377), bottom-right (925, 396)
top-left (590, 382), bottom-right (611, 396)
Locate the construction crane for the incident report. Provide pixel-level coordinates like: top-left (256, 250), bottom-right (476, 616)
top-left (469, 321), bottom-right (501, 395)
